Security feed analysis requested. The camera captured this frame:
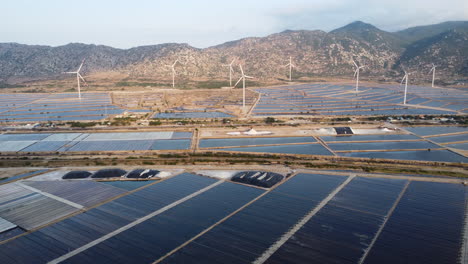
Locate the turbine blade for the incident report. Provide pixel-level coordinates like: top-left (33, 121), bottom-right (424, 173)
top-left (230, 59), bottom-right (236, 65)
top-left (233, 77), bottom-right (243, 88)
top-left (78, 73), bottom-right (88, 86)
top-left (354, 70), bottom-right (358, 78)
top-left (239, 64), bottom-right (244, 75)
top-left (77, 59), bottom-right (85, 72)
top-left (400, 75), bottom-right (406, 85)
top-left (352, 60), bottom-right (358, 68)
top-left (244, 75), bottom-right (254, 79)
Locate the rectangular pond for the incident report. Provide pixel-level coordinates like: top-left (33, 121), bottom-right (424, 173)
top-left (340, 149), bottom-right (467, 163)
top-left (328, 141), bottom-right (439, 151)
top-left (218, 144), bottom-right (333, 156)
top-left (200, 137), bottom-right (316, 148)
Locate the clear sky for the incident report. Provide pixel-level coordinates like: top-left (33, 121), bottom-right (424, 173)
top-left (2, 0), bottom-right (467, 49)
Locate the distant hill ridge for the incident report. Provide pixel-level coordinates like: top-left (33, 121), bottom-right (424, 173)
top-left (0, 20), bottom-right (466, 84)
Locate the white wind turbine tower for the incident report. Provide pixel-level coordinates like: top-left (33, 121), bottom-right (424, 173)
top-left (170, 59), bottom-right (182, 88)
top-left (352, 60), bottom-right (365, 93)
top-left (234, 64), bottom-right (253, 111)
top-left (429, 64), bottom-right (436, 88)
top-left (64, 59), bottom-right (87, 99)
top-left (400, 70), bottom-right (410, 105)
top-left (223, 59), bottom-right (236, 87)
top-left (284, 56), bottom-right (295, 82)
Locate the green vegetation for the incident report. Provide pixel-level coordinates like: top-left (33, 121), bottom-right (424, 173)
top-left (195, 80), bottom-right (230, 89)
top-left (149, 120), bottom-right (162, 126)
top-left (67, 121), bottom-right (98, 128)
top-left (110, 117), bottom-right (138, 126)
top-left (332, 117), bottom-right (351, 122)
top-left (264, 117), bottom-right (279, 124)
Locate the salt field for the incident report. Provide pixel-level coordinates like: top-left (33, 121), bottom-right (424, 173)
top-left (202, 126), bottom-right (467, 162)
top-left (0, 93), bottom-right (140, 122)
top-left (403, 126), bottom-right (468, 150)
top-left (0, 131), bottom-right (192, 152)
top-left (252, 84), bottom-right (467, 116)
top-left (0, 126), bottom-right (466, 162)
top-left (0, 169), bottom-right (466, 263)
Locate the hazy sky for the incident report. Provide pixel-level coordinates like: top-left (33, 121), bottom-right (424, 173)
top-left (2, 0), bottom-right (467, 49)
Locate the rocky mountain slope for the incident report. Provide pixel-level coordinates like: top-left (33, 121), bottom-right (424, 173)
top-left (0, 21), bottom-right (466, 85)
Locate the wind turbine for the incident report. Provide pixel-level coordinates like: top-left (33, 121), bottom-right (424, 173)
top-left (284, 56), bottom-right (295, 82)
top-left (352, 60), bottom-right (365, 93)
top-left (64, 59), bottom-right (87, 99)
top-left (170, 59), bottom-right (182, 88)
top-left (234, 64), bottom-right (253, 111)
top-left (429, 64), bottom-right (436, 88)
top-left (223, 59), bottom-right (236, 87)
top-left (400, 70), bottom-right (410, 105)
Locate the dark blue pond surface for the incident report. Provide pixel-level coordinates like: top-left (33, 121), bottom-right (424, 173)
top-left (160, 173), bottom-right (347, 264)
top-left (0, 227), bottom-right (24, 242)
top-left (328, 141), bottom-right (439, 151)
top-left (1, 109), bottom-right (123, 118)
top-left (328, 177), bottom-right (408, 216)
top-left (200, 137), bottom-right (316, 148)
top-left (265, 177), bottom-right (407, 264)
top-left (20, 141), bottom-right (70, 152)
top-left (320, 134), bottom-right (420, 142)
top-left (150, 139), bottom-right (191, 150)
top-left (363, 181), bottom-right (467, 264)
top-left (63, 182), bottom-right (263, 264)
top-left (446, 142), bottom-right (468, 150)
top-left (172, 132), bottom-right (193, 139)
top-left (340, 149), bottom-right (468, 163)
top-left (421, 100), bottom-right (449, 108)
top-left (220, 144), bottom-right (333, 156)
top-left (100, 180), bottom-right (156, 191)
top-left (403, 126), bottom-right (468, 136)
top-left (408, 97), bottom-right (431, 105)
top-left (66, 140), bottom-right (154, 152)
top-left (0, 173), bottom-right (217, 264)
top-left (427, 133), bottom-right (468, 143)
top-left (444, 104), bottom-right (468, 111)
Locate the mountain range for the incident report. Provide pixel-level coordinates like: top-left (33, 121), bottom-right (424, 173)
top-left (0, 20), bottom-right (467, 86)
